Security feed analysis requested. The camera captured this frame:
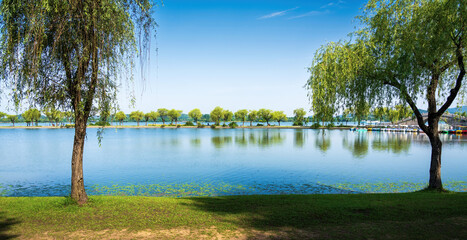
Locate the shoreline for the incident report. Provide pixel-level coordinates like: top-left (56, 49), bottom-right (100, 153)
top-left (0, 125), bottom-right (354, 130)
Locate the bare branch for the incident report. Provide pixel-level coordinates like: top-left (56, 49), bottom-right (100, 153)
top-left (438, 42), bottom-right (465, 115)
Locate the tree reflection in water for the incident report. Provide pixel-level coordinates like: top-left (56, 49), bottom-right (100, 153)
top-left (294, 129), bottom-right (306, 148)
top-left (342, 132), bottom-right (369, 158)
top-left (371, 132), bottom-right (411, 154)
top-left (214, 130), bottom-right (285, 148)
top-left (211, 136), bottom-right (233, 148)
top-left (342, 132), bottom-right (414, 158)
top-left (315, 129), bottom-right (331, 153)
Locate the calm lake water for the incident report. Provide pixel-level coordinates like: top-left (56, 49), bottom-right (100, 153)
top-left (0, 128), bottom-right (465, 196)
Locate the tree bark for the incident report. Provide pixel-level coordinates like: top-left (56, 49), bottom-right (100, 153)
top-left (70, 116), bottom-right (88, 204)
top-left (428, 132), bottom-right (442, 189)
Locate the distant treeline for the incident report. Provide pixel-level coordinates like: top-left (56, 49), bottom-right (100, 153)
top-left (1, 105), bottom-right (466, 127)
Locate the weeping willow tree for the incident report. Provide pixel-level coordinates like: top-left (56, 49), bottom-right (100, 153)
top-left (0, 0), bottom-right (157, 204)
top-left (307, 0), bottom-right (466, 190)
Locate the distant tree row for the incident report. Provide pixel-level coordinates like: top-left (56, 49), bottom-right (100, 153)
top-left (107, 107), bottom-right (310, 126)
top-left (0, 107), bottom-right (309, 127)
top-left (338, 105), bottom-right (413, 125)
top-left (0, 108), bottom-right (74, 126)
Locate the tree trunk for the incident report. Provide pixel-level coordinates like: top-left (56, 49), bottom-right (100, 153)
top-left (71, 116), bottom-right (88, 204)
top-left (428, 133), bottom-right (442, 189)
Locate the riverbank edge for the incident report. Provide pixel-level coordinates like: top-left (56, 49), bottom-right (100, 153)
top-left (0, 125), bottom-right (353, 130)
top-left (1, 191), bottom-right (466, 239)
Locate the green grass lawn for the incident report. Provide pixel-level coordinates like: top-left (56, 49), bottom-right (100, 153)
top-left (1, 191), bottom-right (466, 239)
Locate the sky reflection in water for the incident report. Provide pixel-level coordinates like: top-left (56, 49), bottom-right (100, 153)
top-left (0, 128), bottom-right (465, 196)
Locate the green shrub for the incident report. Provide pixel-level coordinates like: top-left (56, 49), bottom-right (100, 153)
top-left (161, 124), bottom-right (166, 128)
top-left (197, 123), bottom-right (205, 128)
top-left (222, 123), bottom-right (227, 127)
top-left (229, 122), bottom-right (238, 128)
top-left (327, 123), bottom-right (335, 128)
top-left (292, 122), bottom-right (303, 126)
top-left (256, 123), bottom-right (263, 126)
top-left (176, 124), bottom-right (181, 128)
top-left (184, 121), bottom-right (195, 126)
top-left (210, 125), bottom-right (216, 129)
top-left (64, 124), bottom-right (75, 128)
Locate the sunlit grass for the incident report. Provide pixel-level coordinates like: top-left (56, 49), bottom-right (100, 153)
top-left (1, 192), bottom-right (466, 239)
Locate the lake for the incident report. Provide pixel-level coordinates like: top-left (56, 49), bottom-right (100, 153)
top-left (0, 128), bottom-right (465, 196)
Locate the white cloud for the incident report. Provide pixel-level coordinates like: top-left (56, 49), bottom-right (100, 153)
top-left (258, 7), bottom-right (299, 20)
top-left (288, 10), bottom-right (330, 19)
top-left (321, 0), bottom-right (345, 9)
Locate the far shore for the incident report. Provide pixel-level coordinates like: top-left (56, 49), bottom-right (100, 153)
top-left (0, 125), bottom-right (354, 130)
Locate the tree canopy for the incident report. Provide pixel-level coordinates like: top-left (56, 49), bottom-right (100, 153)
top-left (235, 109), bottom-right (248, 126)
top-left (210, 106), bottom-right (223, 125)
top-left (293, 108), bottom-right (307, 124)
top-left (146, 111), bottom-right (159, 124)
top-left (168, 109), bottom-right (182, 125)
top-left (248, 110), bottom-right (258, 126)
top-left (272, 111), bottom-right (287, 126)
top-left (222, 110), bottom-right (233, 124)
top-left (114, 111), bottom-right (126, 125)
top-left (130, 111), bottom-right (144, 126)
top-left (258, 109), bottom-right (273, 126)
top-left (157, 108), bottom-right (169, 124)
top-left (188, 109), bottom-right (202, 123)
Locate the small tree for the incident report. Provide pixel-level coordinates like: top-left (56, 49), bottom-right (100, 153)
top-left (130, 111), bottom-right (144, 126)
top-left (8, 115), bottom-right (18, 127)
top-left (114, 111), bottom-right (126, 125)
top-left (234, 109), bottom-right (248, 126)
top-left (22, 110), bottom-right (33, 126)
top-left (157, 108), bottom-right (169, 125)
top-left (147, 111), bottom-right (160, 124)
top-left (188, 109), bottom-right (202, 123)
top-left (144, 113), bottom-right (152, 126)
top-left (258, 109), bottom-right (273, 126)
top-left (293, 108), bottom-right (307, 125)
top-left (0, 112), bottom-right (5, 120)
top-left (44, 108), bottom-right (62, 126)
top-left (272, 111), bottom-right (287, 126)
top-left (210, 106), bottom-right (224, 125)
top-left (248, 110), bottom-right (258, 126)
top-left (168, 109), bottom-right (182, 125)
top-left (222, 110), bottom-right (233, 125)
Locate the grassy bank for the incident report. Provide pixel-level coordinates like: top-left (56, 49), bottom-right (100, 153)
top-left (1, 192), bottom-right (466, 239)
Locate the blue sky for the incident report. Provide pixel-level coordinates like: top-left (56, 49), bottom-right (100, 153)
top-left (0, 0), bottom-right (368, 116)
top-left (120, 0), bottom-right (368, 116)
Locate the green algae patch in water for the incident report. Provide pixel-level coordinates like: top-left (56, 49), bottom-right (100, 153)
top-left (325, 181), bottom-right (467, 193)
top-left (88, 182), bottom-right (254, 197)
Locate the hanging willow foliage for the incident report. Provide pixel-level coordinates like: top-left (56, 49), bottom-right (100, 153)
top-left (307, 0), bottom-right (466, 190)
top-left (0, 0), bottom-right (159, 204)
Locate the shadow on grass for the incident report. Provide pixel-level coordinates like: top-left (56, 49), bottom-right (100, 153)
top-left (182, 193), bottom-right (467, 239)
top-left (0, 211), bottom-right (20, 239)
